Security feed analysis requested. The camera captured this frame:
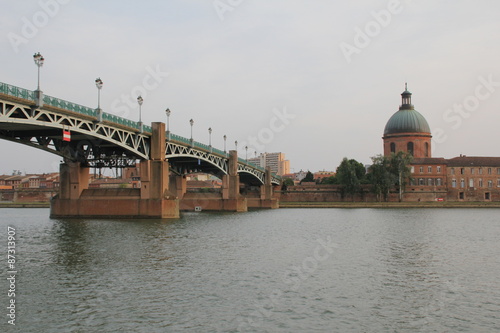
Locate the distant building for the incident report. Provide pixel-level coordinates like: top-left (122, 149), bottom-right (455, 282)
top-left (248, 152), bottom-right (290, 176)
top-left (314, 170), bottom-right (335, 182)
top-left (383, 85), bottom-right (500, 201)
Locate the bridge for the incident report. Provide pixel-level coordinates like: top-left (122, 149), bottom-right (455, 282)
top-left (0, 81), bottom-right (280, 218)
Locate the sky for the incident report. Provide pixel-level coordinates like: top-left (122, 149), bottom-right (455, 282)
top-left (1, 0), bottom-right (500, 175)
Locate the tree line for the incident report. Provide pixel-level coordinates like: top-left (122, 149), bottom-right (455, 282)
top-left (284, 151), bottom-right (413, 202)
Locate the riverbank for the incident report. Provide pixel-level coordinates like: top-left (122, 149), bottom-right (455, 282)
top-left (280, 201), bottom-right (500, 208)
top-left (0, 202), bottom-right (50, 208)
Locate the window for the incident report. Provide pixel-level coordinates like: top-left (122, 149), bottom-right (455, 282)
top-left (411, 166), bottom-right (415, 173)
top-left (485, 192), bottom-right (491, 200)
top-left (425, 142), bottom-right (429, 157)
top-left (451, 168), bottom-right (455, 175)
top-left (419, 178), bottom-right (424, 186)
top-left (460, 168), bottom-right (465, 175)
top-left (479, 168), bottom-right (483, 175)
top-left (428, 166), bottom-right (432, 173)
top-left (479, 179), bottom-right (483, 187)
top-left (497, 168), bottom-right (500, 175)
top-left (469, 179), bottom-right (474, 188)
top-left (488, 168), bottom-right (492, 175)
top-left (452, 179), bottom-right (457, 188)
top-left (419, 166), bottom-right (423, 173)
top-left (428, 179), bottom-right (433, 186)
top-left (459, 192), bottom-right (464, 200)
top-left (407, 142), bottom-right (414, 156)
top-left (460, 179), bottom-right (465, 188)
top-left (437, 178), bottom-right (442, 186)
top-left (390, 142), bottom-right (396, 153)
top-left (437, 166), bottom-right (441, 173)
top-left (497, 179), bottom-right (500, 187)
top-left (488, 180), bottom-right (493, 188)
top-left (471, 168), bottom-right (475, 175)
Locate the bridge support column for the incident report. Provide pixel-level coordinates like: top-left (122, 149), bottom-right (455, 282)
top-left (51, 122), bottom-right (180, 219)
top-left (247, 167), bottom-right (279, 209)
top-left (169, 174), bottom-right (187, 200)
top-left (221, 150), bottom-right (247, 212)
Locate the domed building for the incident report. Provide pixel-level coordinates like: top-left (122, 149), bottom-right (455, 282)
top-left (383, 84), bottom-right (432, 158)
top-left (379, 84), bottom-right (500, 202)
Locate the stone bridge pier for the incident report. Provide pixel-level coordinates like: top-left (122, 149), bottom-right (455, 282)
top-left (50, 122), bottom-right (180, 218)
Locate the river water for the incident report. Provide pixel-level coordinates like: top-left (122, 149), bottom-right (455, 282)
top-left (1, 208), bottom-right (499, 332)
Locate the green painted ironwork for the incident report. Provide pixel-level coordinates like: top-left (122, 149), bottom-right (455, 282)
top-left (43, 94), bottom-right (97, 117)
top-left (0, 82), bottom-right (35, 100)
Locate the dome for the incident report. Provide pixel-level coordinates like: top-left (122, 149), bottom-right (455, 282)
top-left (383, 85), bottom-right (431, 135)
top-left (383, 109), bottom-right (431, 135)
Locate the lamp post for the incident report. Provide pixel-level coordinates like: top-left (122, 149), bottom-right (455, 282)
top-left (235, 140), bottom-right (238, 151)
top-left (165, 108), bottom-right (171, 140)
top-left (33, 52), bottom-right (44, 107)
top-left (208, 127), bottom-right (212, 152)
top-left (223, 135), bottom-right (227, 154)
top-left (137, 96), bottom-right (143, 132)
top-left (189, 119), bottom-right (194, 146)
top-left (245, 145), bottom-right (248, 162)
top-left (95, 78), bottom-right (103, 122)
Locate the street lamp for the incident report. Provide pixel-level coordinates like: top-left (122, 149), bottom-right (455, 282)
top-left (189, 119), bottom-right (194, 146)
top-left (223, 135), bottom-right (227, 154)
top-left (95, 78), bottom-right (103, 121)
top-left (235, 140), bottom-right (238, 151)
top-left (137, 96), bottom-right (143, 132)
top-left (33, 52), bottom-right (44, 107)
top-left (245, 145), bottom-right (248, 162)
top-left (165, 108), bottom-right (171, 139)
top-left (208, 127), bottom-right (212, 151)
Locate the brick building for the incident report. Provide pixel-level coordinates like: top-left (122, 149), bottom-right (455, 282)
top-left (383, 85), bottom-right (500, 201)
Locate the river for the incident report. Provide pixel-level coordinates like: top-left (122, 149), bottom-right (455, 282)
top-left (1, 208), bottom-right (499, 332)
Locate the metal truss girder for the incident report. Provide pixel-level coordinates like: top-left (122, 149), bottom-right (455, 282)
top-left (165, 142), bottom-right (229, 174)
top-left (237, 163), bottom-right (265, 185)
top-left (0, 98), bottom-right (150, 161)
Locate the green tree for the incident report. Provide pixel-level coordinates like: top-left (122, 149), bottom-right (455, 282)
top-left (336, 158), bottom-right (366, 201)
top-left (281, 177), bottom-right (294, 191)
top-left (390, 151), bottom-right (413, 202)
top-left (368, 155), bottom-right (394, 202)
top-left (321, 175), bottom-right (338, 184)
top-left (300, 171), bottom-right (314, 184)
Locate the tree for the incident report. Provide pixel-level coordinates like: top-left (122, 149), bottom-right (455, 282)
top-left (390, 151), bottom-right (413, 202)
top-left (300, 171), bottom-right (314, 184)
top-left (336, 158), bottom-right (366, 201)
top-left (321, 175), bottom-right (338, 184)
top-left (281, 177), bottom-right (294, 191)
top-left (368, 155), bottom-right (394, 202)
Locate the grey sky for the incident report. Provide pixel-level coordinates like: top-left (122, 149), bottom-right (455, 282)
top-left (1, 0), bottom-right (500, 175)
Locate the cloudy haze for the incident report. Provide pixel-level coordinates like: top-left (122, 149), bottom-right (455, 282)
top-left (1, 0), bottom-right (500, 175)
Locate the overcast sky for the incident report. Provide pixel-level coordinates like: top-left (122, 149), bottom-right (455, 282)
top-left (1, 0), bottom-right (500, 175)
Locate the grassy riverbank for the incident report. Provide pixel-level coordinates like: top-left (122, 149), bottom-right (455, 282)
top-left (279, 201), bottom-right (500, 208)
top-left (0, 202), bottom-right (50, 208)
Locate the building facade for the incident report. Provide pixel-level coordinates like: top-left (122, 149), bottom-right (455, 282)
top-left (383, 86), bottom-right (500, 201)
top-left (248, 152), bottom-right (290, 176)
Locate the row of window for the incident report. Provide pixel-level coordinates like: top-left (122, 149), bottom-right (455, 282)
top-left (451, 167), bottom-right (500, 175)
top-left (412, 166), bottom-right (442, 174)
top-left (411, 178), bottom-right (443, 186)
top-left (412, 166), bottom-right (500, 175)
top-left (389, 142), bottom-right (430, 157)
top-left (451, 179), bottom-right (500, 188)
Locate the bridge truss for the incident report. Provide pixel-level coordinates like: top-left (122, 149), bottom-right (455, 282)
top-left (0, 96), bottom-right (150, 167)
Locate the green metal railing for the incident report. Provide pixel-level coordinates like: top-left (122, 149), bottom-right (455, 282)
top-left (0, 82), bottom-right (35, 100)
top-left (43, 94), bottom-right (97, 117)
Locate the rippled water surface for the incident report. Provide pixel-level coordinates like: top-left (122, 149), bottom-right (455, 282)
top-left (1, 208), bottom-right (500, 332)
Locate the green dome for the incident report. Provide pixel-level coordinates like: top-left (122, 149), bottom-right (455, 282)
top-left (384, 85), bottom-right (430, 135)
top-left (384, 108), bottom-right (430, 135)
